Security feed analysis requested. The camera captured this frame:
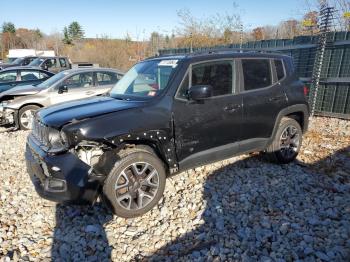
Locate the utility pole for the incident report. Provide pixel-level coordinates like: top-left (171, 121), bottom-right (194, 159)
top-left (239, 24), bottom-right (243, 52)
top-left (310, 2), bottom-right (335, 118)
top-left (190, 32), bottom-right (193, 53)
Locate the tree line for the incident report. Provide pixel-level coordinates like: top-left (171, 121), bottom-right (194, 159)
top-left (0, 0), bottom-right (348, 70)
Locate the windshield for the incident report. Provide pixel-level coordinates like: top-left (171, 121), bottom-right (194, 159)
top-left (110, 60), bottom-right (178, 99)
top-left (36, 71), bottom-right (68, 89)
top-left (29, 58), bottom-right (45, 66)
top-left (11, 58), bottom-right (24, 64)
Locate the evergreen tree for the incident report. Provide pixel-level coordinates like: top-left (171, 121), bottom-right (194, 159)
top-left (68, 21), bottom-right (84, 40)
top-left (2, 22), bottom-right (15, 33)
top-left (62, 26), bottom-right (72, 44)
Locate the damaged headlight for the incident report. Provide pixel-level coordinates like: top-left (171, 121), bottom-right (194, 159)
top-left (47, 128), bottom-right (69, 153)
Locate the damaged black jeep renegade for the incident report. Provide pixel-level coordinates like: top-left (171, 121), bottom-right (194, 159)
top-left (25, 51), bottom-right (309, 218)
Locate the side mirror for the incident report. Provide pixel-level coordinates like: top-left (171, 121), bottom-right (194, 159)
top-left (58, 85), bottom-right (68, 94)
top-left (188, 85), bottom-right (213, 101)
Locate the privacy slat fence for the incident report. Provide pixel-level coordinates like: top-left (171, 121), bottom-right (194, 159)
top-left (159, 31), bottom-right (350, 119)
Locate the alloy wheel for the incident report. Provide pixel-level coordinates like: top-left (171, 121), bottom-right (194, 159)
top-left (114, 162), bottom-right (160, 210)
top-left (20, 110), bottom-right (35, 129)
top-left (279, 125), bottom-right (300, 159)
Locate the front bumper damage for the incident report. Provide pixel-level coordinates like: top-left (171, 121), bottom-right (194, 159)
top-left (25, 135), bottom-right (101, 204)
top-left (0, 107), bottom-right (15, 126)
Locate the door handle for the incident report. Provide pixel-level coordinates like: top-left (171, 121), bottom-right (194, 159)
top-left (224, 104), bottom-right (241, 113)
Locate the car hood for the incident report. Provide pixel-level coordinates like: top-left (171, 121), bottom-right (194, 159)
top-left (0, 85), bottom-right (42, 99)
top-left (38, 96), bottom-right (145, 128)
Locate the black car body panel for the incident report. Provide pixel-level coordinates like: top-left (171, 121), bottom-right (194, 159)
top-left (25, 51), bottom-right (309, 204)
top-left (38, 96), bottom-right (145, 128)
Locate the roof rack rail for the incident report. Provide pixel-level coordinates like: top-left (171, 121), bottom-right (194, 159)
top-left (157, 47), bottom-right (288, 57)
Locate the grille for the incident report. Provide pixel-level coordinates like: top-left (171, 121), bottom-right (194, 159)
top-left (31, 118), bottom-right (50, 148)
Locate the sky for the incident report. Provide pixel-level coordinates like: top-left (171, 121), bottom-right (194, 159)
top-left (1, 0), bottom-right (311, 39)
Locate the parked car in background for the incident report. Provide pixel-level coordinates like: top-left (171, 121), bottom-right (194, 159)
top-left (0, 56), bottom-right (38, 70)
top-left (0, 67), bottom-right (54, 93)
top-left (0, 68), bottom-right (123, 130)
top-left (24, 52), bottom-right (309, 218)
top-left (28, 57), bottom-right (72, 73)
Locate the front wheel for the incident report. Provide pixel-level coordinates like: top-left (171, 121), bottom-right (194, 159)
top-left (266, 117), bottom-right (303, 164)
top-left (103, 148), bottom-right (166, 218)
top-left (18, 105), bottom-right (40, 130)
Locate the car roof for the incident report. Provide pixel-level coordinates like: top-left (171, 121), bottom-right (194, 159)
top-left (60, 68), bottom-right (125, 75)
top-left (147, 50), bottom-right (290, 63)
top-left (0, 66), bottom-right (53, 73)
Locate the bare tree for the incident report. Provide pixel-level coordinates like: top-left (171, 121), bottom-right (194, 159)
top-left (175, 2), bottom-right (243, 48)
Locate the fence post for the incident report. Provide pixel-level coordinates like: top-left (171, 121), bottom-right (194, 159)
top-left (310, 3), bottom-right (335, 117)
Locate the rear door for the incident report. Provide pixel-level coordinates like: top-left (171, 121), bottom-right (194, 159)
top-left (239, 58), bottom-right (287, 141)
top-left (0, 70), bottom-right (19, 92)
top-left (49, 72), bottom-right (95, 105)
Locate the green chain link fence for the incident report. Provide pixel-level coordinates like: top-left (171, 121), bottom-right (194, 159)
top-left (159, 31), bottom-right (350, 119)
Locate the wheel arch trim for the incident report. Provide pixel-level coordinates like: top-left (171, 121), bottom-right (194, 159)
top-left (268, 104), bottom-right (309, 145)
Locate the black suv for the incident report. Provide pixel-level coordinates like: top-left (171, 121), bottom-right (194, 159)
top-left (25, 51), bottom-right (309, 218)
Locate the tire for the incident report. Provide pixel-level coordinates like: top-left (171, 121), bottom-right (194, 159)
top-left (103, 147), bottom-right (166, 218)
top-left (266, 117), bottom-right (303, 164)
top-left (18, 105), bottom-right (40, 130)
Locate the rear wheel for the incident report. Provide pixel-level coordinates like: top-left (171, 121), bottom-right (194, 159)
top-left (18, 105), bottom-right (40, 130)
top-left (266, 117), bottom-right (302, 164)
top-left (103, 148), bottom-right (166, 218)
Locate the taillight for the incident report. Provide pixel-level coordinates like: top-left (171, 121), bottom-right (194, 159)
top-left (303, 86), bottom-right (309, 96)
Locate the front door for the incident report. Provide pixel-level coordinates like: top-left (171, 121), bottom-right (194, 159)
top-left (50, 72), bottom-right (95, 105)
top-left (173, 59), bottom-right (242, 169)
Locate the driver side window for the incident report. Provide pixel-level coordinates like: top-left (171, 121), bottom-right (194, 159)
top-left (45, 58), bottom-right (57, 68)
top-left (63, 72), bottom-right (94, 89)
top-left (176, 60), bottom-right (235, 99)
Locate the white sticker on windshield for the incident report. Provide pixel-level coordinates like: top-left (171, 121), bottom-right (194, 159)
top-left (159, 60), bottom-right (178, 68)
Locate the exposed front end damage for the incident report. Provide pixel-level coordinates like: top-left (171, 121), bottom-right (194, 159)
top-left (25, 116), bottom-right (178, 204)
top-left (0, 103), bottom-right (15, 126)
top-left (26, 135), bottom-right (101, 204)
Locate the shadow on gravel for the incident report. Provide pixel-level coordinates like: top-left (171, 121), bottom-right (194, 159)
top-left (51, 203), bottom-right (113, 261)
top-left (146, 146), bottom-right (350, 261)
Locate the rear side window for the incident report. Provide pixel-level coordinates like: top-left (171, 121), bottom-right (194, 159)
top-left (20, 71), bottom-right (40, 81)
top-left (275, 59), bottom-right (285, 80)
top-left (0, 71), bottom-right (17, 82)
top-left (96, 72), bottom-right (117, 86)
top-left (242, 59), bottom-right (272, 91)
top-left (59, 58), bottom-right (67, 67)
top-left (192, 61), bottom-right (233, 97)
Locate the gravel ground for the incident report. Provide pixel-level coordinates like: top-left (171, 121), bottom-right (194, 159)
top-left (0, 117), bottom-right (349, 261)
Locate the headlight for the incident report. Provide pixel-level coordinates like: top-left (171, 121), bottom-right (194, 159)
top-left (47, 128), bottom-right (68, 153)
